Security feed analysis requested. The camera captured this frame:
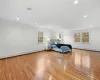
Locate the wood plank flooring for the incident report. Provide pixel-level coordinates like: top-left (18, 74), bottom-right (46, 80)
top-left (0, 49), bottom-right (100, 80)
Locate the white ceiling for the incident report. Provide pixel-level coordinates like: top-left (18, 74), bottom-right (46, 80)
top-left (0, 0), bottom-right (100, 29)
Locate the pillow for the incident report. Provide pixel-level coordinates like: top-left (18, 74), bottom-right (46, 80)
top-left (51, 45), bottom-right (57, 48)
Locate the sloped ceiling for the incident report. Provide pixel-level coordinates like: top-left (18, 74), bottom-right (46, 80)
top-left (0, 0), bottom-right (100, 29)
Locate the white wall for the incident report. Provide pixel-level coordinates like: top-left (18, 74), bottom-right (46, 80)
top-left (71, 27), bottom-right (100, 51)
top-left (62, 30), bottom-right (73, 44)
top-left (63, 27), bottom-right (100, 51)
top-left (0, 18), bottom-right (57, 58)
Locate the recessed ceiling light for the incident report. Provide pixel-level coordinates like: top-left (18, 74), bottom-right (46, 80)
top-left (36, 23), bottom-right (38, 25)
top-left (84, 15), bottom-right (88, 18)
top-left (74, 0), bottom-right (79, 5)
top-left (16, 17), bottom-right (19, 20)
top-left (90, 26), bottom-right (93, 28)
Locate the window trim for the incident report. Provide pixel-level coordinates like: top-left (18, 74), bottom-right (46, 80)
top-left (38, 31), bottom-right (44, 44)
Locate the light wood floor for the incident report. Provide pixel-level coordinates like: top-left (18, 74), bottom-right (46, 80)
top-left (0, 49), bottom-right (100, 80)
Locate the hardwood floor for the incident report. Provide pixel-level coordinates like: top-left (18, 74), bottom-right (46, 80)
top-left (0, 49), bottom-right (100, 80)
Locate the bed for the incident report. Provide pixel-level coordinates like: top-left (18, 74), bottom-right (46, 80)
top-left (51, 44), bottom-right (72, 53)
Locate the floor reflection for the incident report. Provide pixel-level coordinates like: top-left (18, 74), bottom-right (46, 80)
top-left (74, 52), bottom-right (90, 68)
top-left (49, 75), bottom-right (52, 80)
top-left (33, 50), bottom-right (98, 80)
top-left (35, 55), bottom-right (49, 80)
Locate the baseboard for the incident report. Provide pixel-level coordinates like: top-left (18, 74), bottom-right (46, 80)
top-left (73, 48), bottom-right (100, 52)
top-left (0, 50), bottom-right (45, 60)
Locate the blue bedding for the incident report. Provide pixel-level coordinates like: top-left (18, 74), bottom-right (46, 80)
top-left (60, 46), bottom-right (71, 52)
top-left (51, 44), bottom-right (72, 53)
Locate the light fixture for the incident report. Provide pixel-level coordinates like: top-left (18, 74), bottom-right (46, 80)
top-left (77, 33), bottom-right (80, 35)
top-left (84, 15), bottom-right (88, 18)
top-left (16, 17), bottom-right (19, 20)
top-left (27, 7), bottom-right (32, 11)
top-left (47, 38), bottom-right (50, 42)
top-left (90, 26), bottom-right (93, 28)
top-left (36, 23), bottom-right (38, 25)
top-left (74, 0), bottom-right (79, 5)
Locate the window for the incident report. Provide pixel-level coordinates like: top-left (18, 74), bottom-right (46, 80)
top-left (58, 33), bottom-right (62, 43)
top-left (58, 33), bottom-right (62, 41)
top-left (82, 32), bottom-right (89, 43)
top-left (59, 33), bottom-right (62, 39)
top-left (74, 33), bottom-right (80, 42)
top-left (38, 31), bottom-right (43, 43)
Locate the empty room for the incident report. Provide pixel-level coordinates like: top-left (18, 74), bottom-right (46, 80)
top-left (0, 0), bottom-right (100, 80)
